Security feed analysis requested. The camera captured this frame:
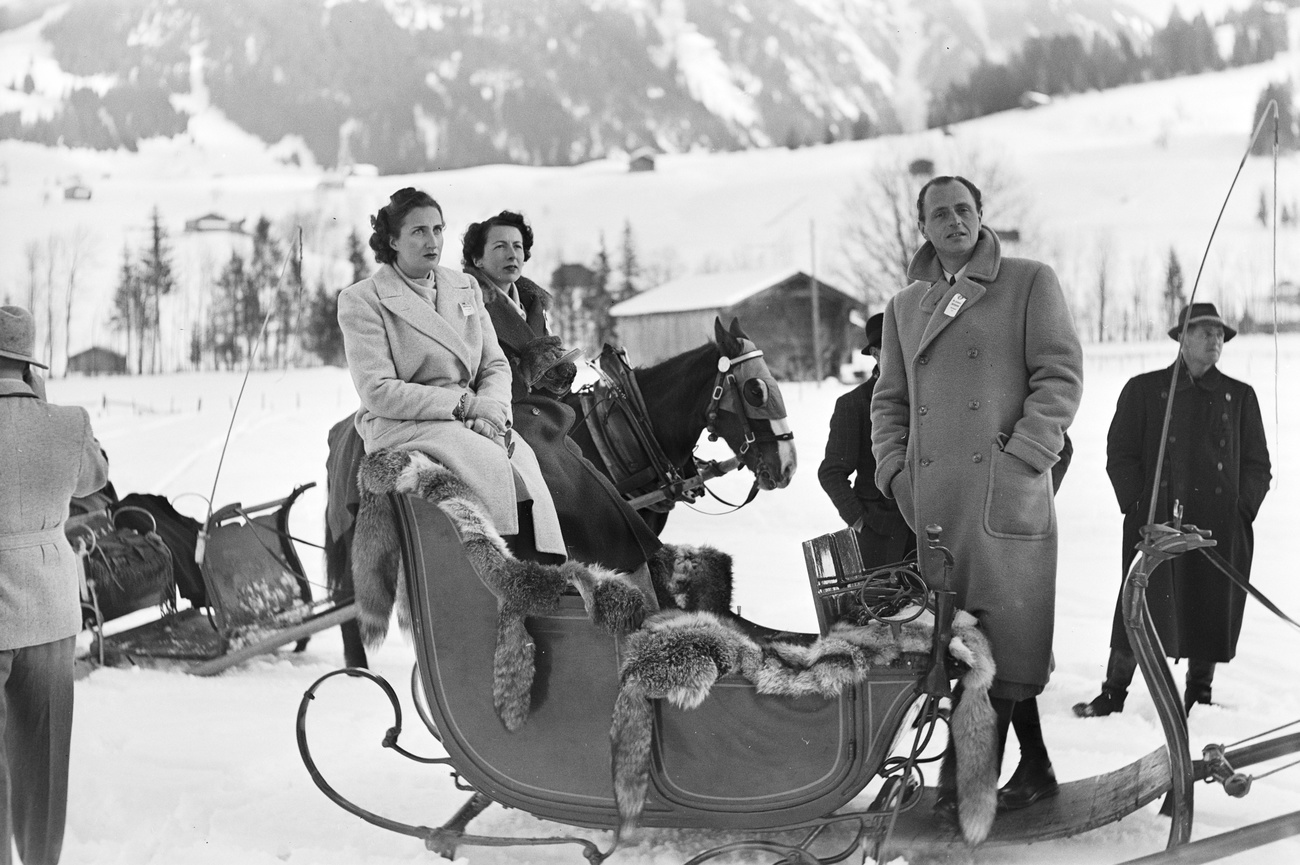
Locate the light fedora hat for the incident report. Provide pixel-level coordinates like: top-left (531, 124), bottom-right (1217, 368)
top-left (0, 305), bottom-right (48, 368)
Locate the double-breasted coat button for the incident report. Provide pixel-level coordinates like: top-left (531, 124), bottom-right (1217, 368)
top-left (968, 348), bottom-right (979, 358)
top-left (1168, 435), bottom-right (1176, 444)
top-left (1220, 439), bottom-right (1226, 447)
top-left (1160, 390), bottom-right (1168, 399)
top-left (972, 453), bottom-right (983, 463)
top-left (920, 458), bottom-right (931, 467)
top-left (1217, 462), bottom-right (1224, 471)
top-left (1226, 393), bottom-right (1232, 401)
top-left (1215, 487), bottom-right (1223, 494)
top-left (968, 400), bottom-right (980, 409)
top-left (531, 407), bottom-right (541, 415)
top-left (918, 354), bottom-right (929, 365)
top-left (918, 406), bottom-right (928, 415)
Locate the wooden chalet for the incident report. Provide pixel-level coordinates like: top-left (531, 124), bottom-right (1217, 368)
top-left (610, 267), bottom-right (862, 381)
top-left (67, 346), bottom-right (127, 375)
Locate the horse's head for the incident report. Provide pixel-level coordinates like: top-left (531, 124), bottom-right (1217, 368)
top-left (707, 317), bottom-right (797, 490)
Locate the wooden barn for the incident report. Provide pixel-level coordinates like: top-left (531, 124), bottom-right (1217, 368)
top-left (67, 346), bottom-right (127, 376)
top-left (610, 267), bottom-right (862, 381)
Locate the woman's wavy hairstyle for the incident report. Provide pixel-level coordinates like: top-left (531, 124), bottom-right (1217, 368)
top-left (461, 210), bottom-right (534, 269)
top-left (368, 187), bottom-right (442, 265)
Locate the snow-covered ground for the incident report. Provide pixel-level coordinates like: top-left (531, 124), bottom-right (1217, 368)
top-left (38, 330), bottom-right (1300, 865)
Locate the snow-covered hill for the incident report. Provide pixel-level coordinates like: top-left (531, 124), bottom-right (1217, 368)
top-left (2, 36), bottom-right (1298, 369)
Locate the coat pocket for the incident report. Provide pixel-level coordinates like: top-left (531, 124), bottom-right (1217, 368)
top-left (984, 446), bottom-right (1054, 540)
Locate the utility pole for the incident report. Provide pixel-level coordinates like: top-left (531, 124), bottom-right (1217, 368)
top-left (809, 219), bottom-right (822, 381)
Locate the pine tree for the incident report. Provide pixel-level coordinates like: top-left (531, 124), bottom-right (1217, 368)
top-left (110, 244), bottom-right (146, 374)
top-left (1164, 247), bottom-right (1185, 325)
top-left (137, 207), bottom-right (175, 373)
top-left (584, 235), bottom-right (617, 349)
top-left (617, 220), bottom-right (639, 302)
top-left (304, 276), bottom-right (345, 366)
top-left (347, 228), bottom-right (369, 284)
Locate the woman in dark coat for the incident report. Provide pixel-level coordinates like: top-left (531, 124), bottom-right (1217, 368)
top-left (1077, 303), bottom-right (1271, 717)
top-left (462, 211), bottom-right (661, 602)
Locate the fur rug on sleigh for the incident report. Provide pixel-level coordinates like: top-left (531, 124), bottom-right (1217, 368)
top-left (611, 604), bottom-right (999, 845)
top-left (350, 448), bottom-right (650, 732)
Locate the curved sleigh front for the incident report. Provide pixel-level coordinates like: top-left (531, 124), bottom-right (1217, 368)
top-left (392, 492), bottom-right (928, 831)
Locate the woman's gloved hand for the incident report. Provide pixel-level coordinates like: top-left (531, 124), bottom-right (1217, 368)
top-left (467, 395), bottom-right (511, 433)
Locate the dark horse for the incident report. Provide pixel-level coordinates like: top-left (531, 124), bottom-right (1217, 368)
top-left (324, 317), bottom-right (796, 667)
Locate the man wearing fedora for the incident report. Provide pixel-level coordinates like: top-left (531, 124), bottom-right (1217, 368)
top-left (818, 312), bottom-right (916, 568)
top-left (1075, 302), bottom-right (1271, 719)
top-left (1, 306), bottom-right (109, 865)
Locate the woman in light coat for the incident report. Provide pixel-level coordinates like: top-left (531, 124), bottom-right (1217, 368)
top-left (337, 187), bottom-right (564, 558)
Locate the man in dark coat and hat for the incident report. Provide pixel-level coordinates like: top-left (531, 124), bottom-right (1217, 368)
top-left (1075, 302), bottom-right (1271, 718)
top-left (818, 312), bottom-right (916, 567)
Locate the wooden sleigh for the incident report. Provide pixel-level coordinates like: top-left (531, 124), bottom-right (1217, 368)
top-left (76, 483), bottom-right (356, 676)
top-left (294, 493), bottom-right (1255, 863)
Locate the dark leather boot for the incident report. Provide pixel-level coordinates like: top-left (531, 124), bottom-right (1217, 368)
top-left (997, 754), bottom-right (1060, 811)
top-left (1072, 688), bottom-right (1126, 718)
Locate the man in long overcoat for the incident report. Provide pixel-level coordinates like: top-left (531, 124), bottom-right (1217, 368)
top-left (818, 313), bottom-right (916, 568)
top-left (872, 176), bottom-right (1083, 815)
top-left (1074, 302), bottom-right (1271, 718)
top-left (2, 306), bottom-right (109, 865)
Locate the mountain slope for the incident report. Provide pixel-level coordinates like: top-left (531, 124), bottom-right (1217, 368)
top-left (1, 0), bottom-right (1158, 171)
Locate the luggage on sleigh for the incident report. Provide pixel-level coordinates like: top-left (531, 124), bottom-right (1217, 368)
top-left (72, 482), bottom-right (355, 676)
top-left (298, 492), bottom-right (1182, 861)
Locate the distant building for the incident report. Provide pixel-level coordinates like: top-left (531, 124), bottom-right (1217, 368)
top-left (63, 184), bottom-right (92, 201)
top-left (1020, 91), bottom-right (1052, 109)
top-left (908, 158), bottom-right (935, 177)
top-left (610, 267), bottom-right (862, 380)
top-left (629, 147), bottom-right (657, 172)
top-left (184, 213), bottom-right (246, 233)
top-left (67, 346), bottom-right (127, 376)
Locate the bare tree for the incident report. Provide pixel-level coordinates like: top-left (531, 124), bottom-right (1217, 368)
top-left (1094, 234), bottom-right (1114, 343)
top-left (837, 142), bottom-right (1036, 310)
top-left (43, 234), bottom-right (60, 369)
top-left (60, 225), bottom-right (96, 374)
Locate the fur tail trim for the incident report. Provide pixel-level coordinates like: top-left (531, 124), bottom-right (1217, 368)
top-left (952, 682), bottom-right (998, 844)
top-left (562, 561), bottom-right (646, 634)
top-left (351, 488), bottom-right (400, 648)
top-left (949, 612), bottom-right (999, 845)
top-left (610, 686), bottom-right (654, 831)
top-left (494, 614), bottom-right (536, 732)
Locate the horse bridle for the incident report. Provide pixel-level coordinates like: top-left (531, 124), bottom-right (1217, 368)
top-left (705, 347), bottom-right (795, 455)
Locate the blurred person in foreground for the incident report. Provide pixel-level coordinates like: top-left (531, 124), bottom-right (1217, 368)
top-left (462, 210), bottom-right (660, 605)
top-left (337, 187), bottom-right (565, 560)
top-left (1, 306), bottom-right (109, 865)
top-left (818, 312), bottom-right (916, 568)
top-left (871, 176), bottom-right (1083, 823)
top-left (1074, 302), bottom-right (1271, 719)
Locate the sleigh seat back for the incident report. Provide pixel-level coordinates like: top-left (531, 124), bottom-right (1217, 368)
top-left (394, 493), bottom-right (929, 831)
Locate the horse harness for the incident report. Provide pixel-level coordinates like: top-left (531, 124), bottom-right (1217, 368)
top-left (577, 343), bottom-right (792, 513)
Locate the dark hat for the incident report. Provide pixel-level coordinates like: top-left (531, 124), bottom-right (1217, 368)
top-left (0, 306), bottom-right (46, 369)
top-left (860, 312), bottom-right (884, 355)
top-left (1168, 302), bottom-right (1236, 342)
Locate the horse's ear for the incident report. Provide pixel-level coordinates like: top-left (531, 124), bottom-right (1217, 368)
top-left (728, 318), bottom-right (749, 340)
top-left (713, 317), bottom-right (729, 346)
